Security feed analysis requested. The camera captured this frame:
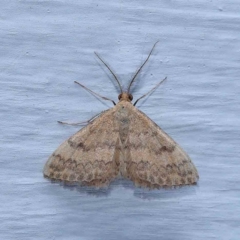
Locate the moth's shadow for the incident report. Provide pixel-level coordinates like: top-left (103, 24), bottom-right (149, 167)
top-left (112, 179), bottom-right (198, 200)
top-left (48, 178), bottom-right (198, 200)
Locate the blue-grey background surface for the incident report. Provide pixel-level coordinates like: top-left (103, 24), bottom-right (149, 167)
top-left (1, 1), bottom-right (240, 240)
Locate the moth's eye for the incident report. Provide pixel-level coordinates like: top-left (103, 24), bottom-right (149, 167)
top-left (118, 94), bottom-right (122, 100)
top-left (129, 94), bottom-right (133, 101)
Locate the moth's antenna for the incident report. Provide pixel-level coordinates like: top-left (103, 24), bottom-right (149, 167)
top-left (94, 52), bottom-right (123, 94)
top-left (127, 41), bottom-right (159, 93)
top-left (74, 81), bottom-right (116, 105)
top-left (133, 77), bottom-right (167, 106)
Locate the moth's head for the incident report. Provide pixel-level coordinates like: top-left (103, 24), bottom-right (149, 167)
top-left (118, 92), bottom-right (133, 102)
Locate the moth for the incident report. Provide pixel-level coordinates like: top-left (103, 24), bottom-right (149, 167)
top-left (44, 42), bottom-right (199, 189)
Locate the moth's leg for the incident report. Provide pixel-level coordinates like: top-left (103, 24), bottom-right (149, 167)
top-left (57, 120), bottom-right (87, 126)
top-left (133, 77), bottom-right (167, 106)
top-left (57, 110), bottom-right (109, 126)
top-left (74, 81), bottom-right (116, 105)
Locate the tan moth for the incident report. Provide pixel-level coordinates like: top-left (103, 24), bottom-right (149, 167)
top-left (43, 42), bottom-right (199, 189)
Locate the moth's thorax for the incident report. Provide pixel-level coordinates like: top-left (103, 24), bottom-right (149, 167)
top-left (115, 101), bottom-right (132, 119)
top-left (118, 92), bottom-right (133, 102)
top-left (115, 101), bottom-right (133, 144)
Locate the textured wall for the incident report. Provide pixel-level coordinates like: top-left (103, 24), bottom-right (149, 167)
top-left (1, 1), bottom-right (240, 239)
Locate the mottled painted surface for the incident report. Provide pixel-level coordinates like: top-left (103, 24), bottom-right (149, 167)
top-left (1, 1), bottom-right (240, 240)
